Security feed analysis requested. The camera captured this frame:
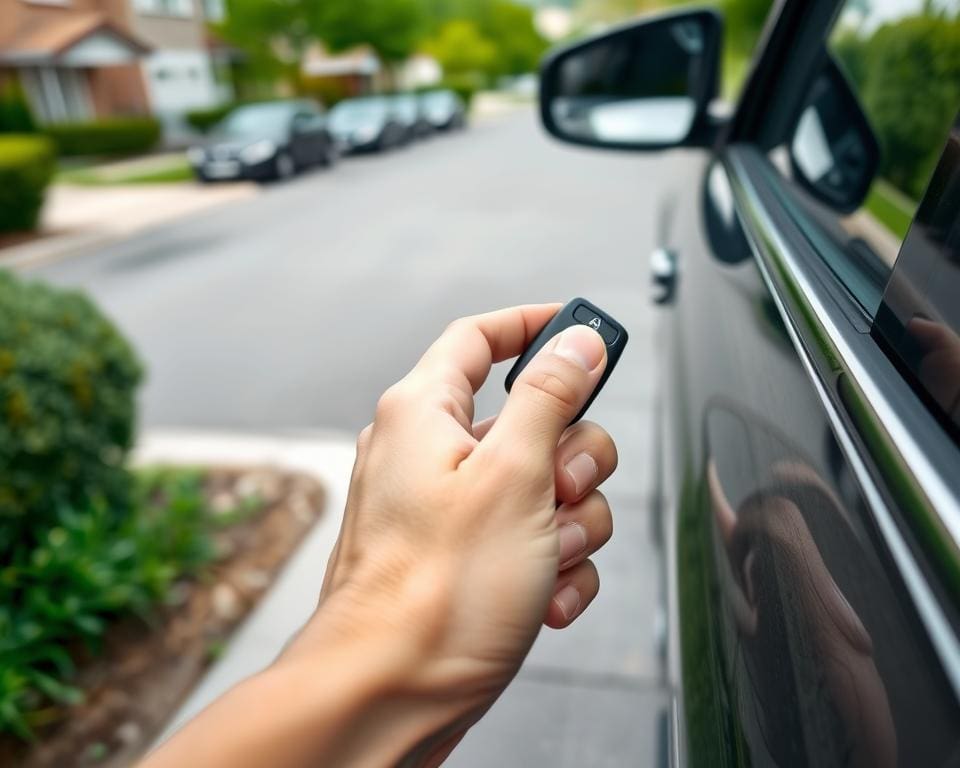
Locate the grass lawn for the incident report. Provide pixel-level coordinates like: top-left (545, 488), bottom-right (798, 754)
top-left (864, 179), bottom-right (916, 240)
top-left (56, 155), bottom-right (194, 186)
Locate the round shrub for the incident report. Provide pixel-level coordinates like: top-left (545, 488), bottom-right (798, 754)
top-left (0, 135), bottom-right (55, 234)
top-left (0, 271), bottom-right (143, 558)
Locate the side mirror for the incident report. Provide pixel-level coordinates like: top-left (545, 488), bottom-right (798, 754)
top-left (790, 56), bottom-right (880, 213)
top-left (540, 9), bottom-right (723, 151)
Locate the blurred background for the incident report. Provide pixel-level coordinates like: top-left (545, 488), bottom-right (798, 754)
top-left (1, 0), bottom-right (957, 765)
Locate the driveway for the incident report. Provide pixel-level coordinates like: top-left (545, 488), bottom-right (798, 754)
top-left (33, 109), bottom-right (681, 766)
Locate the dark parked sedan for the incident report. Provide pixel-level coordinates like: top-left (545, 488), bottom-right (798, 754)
top-left (327, 97), bottom-right (406, 153)
top-left (540, 2), bottom-right (960, 766)
top-left (390, 93), bottom-right (432, 141)
top-left (188, 100), bottom-right (336, 183)
top-left (419, 89), bottom-right (466, 131)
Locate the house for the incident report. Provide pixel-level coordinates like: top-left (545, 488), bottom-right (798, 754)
top-left (129, 0), bottom-right (233, 130)
top-left (0, 0), bottom-right (231, 132)
top-left (0, 0), bottom-right (153, 122)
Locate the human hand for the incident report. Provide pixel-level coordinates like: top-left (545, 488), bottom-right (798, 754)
top-left (142, 304), bottom-right (620, 768)
top-left (284, 303), bottom-right (618, 759)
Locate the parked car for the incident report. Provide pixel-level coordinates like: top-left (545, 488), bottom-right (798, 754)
top-left (187, 100), bottom-right (336, 183)
top-left (390, 93), bottom-right (432, 141)
top-left (419, 89), bottom-right (467, 131)
top-left (540, 4), bottom-right (960, 766)
top-left (327, 97), bottom-right (407, 153)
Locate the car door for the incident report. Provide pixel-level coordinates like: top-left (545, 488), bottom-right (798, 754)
top-left (538, 3), bottom-right (960, 766)
top-left (662, 4), bottom-right (960, 766)
top-left (290, 110), bottom-right (323, 166)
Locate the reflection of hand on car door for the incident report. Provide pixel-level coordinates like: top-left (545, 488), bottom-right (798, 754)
top-left (708, 460), bottom-right (897, 768)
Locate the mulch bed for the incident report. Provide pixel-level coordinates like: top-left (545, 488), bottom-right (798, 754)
top-left (0, 467), bottom-right (325, 768)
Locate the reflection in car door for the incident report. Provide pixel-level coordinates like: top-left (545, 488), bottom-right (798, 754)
top-left (659, 3), bottom-right (960, 767)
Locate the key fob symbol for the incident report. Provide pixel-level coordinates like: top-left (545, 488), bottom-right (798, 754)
top-left (505, 298), bottom-right (628, 424)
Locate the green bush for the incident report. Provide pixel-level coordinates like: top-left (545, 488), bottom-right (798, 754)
top-left (0, 135), bottom-right (55, 233)
top-left (0, 271), bottom-right (143, 555)
top-left (0, 469), bottom-right (224, 740)
top-left (44, 117), bottom-right (161, 158)
top-left (835, 14), bottom-right (960, 200)
top-left (185, 103), bottom-right (237, 133)
top-left (0, 80), bottom-right (36, 134)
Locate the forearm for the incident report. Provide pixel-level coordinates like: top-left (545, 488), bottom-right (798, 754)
top-left (142, 612), bottom-right (473, 768)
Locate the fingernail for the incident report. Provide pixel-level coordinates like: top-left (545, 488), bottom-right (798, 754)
top-left (553, 584), bottom-right (582, 621)
top-left (564, 452), bottom-right (598, 497)
top-left (553, 325), bottom-right (605, 371)
top-left (559, 523), bottom-right (588, 567)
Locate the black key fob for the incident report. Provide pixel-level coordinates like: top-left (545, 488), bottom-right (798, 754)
top-left (505, 298), bottom-right (628, 423)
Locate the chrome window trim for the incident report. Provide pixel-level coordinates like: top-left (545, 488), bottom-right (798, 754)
top-left (724, 147), bottom-right (960, 699)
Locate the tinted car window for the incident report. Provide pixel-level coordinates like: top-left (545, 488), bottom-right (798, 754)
top-left (219, 103), bottom-right (294, 140)
top-left (875, 114), bottom-right (960, 439)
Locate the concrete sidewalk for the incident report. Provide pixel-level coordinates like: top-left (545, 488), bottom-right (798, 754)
top-left (0, 181), bottom-right (257, 272)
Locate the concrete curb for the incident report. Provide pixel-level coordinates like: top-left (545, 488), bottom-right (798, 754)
top-left (133, 429), bottom-right (356, 746)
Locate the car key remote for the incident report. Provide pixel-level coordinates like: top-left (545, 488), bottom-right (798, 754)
top-left (505, 298), bottom-right (628, 423)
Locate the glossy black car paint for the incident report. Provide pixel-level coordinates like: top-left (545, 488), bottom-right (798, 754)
top-left (660, 8), bottom-right (960, 767)
top-left (542, 3), bottom-right (960, 766)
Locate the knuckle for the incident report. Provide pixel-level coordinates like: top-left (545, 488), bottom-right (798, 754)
top-left (375, 381), bottom-right (413, 421)
top-left (519, 367), bottom-right (582, 416)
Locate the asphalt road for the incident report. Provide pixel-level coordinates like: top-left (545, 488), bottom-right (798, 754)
top-left (35, 109), bottom-right (675, 766)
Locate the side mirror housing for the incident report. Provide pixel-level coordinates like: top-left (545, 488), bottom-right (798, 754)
top-left (540, 8), bottom-right (723, 152)
top-left (789, 56), bottom-right (880, 213)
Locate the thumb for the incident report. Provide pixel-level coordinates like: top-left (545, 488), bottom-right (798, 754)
top-left (487, 324), bottom-right (607, 461)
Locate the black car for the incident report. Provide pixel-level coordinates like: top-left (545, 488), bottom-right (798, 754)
top-left (390, 93), bottom-right (432, 140)
top-left (419, 89), bottom-right (466, 131)
top-left (327, 97), bottom-right (407, 153)
top-left (540, 4), bottom-right (960, 766)
top-left (188, 100), bottom-right (336, 183)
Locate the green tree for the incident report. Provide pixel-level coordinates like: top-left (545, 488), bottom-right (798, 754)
top-left (315, 0), bottom-right (427, 64)
top-left (479, 1), bottom-right (549, 77)
top-left (422, 20), bottom-right (498, 80)
top-left (861, 15), bottom-right (960, 198)
top-left (215, 0), bottom-right (315, 92)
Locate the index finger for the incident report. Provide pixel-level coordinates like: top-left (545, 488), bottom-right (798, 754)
top-left (415, 303), bottom-right (562, 394)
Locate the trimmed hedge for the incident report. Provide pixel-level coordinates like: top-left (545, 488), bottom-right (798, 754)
top-left (0, 270), bottom-right (143, 558)
top-left (44, 117), bottom-right (161, 158)
top-left (0, 135), bottom-right (55, 233)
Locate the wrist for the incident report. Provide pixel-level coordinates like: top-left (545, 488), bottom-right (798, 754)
top-left (272, 569), bottom-right (489, 765)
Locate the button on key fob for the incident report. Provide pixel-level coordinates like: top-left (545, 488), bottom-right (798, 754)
top-left (505, 298), bottom-right (628, 424)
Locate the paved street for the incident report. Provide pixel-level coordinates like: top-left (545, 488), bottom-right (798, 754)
top-left (33, 109), bottom-right (671, 766)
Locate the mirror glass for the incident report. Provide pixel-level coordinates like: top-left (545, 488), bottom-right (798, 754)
top-left (549, 18), bottom-right (710, 146)
top-left (789, 60), bottom-right (879, 213)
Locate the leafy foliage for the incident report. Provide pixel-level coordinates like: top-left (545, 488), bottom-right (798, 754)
top-left (0, 80), bottom-right (36, 134)
top-left (315, 0), bottom-right (428, 64)
top-left (0, 136), bottom-right (55, 233)
top-left (0, 469), bottom-right (225, 740)
top-left (422, 21), bottom-right (498, 80)
top-left (0, 271), bottom-right (142, 555)
top-left (44, 118), bottom-right (161, 158)
top-left (836, 14), bottom-right (960, 199)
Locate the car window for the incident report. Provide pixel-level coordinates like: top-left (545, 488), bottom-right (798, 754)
top-left (771, 0), bottom-right (960, 316)
top-left (874, 113), bottom-right (960, 440)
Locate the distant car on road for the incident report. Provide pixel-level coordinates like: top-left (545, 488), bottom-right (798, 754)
top-left (327, 97), bottom-right (407, 153)
top-left (418, 89), bottom-right (467, 131)
top-left (188, 100), bottom-right (336, 183)
top-left (390, 93), bottom-right (432, 141)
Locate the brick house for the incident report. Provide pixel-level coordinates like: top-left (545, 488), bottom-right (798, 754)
top-left (0, 0), bottom-right (231, 129)
top-left (0, 0), bottom-right (153, 122)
